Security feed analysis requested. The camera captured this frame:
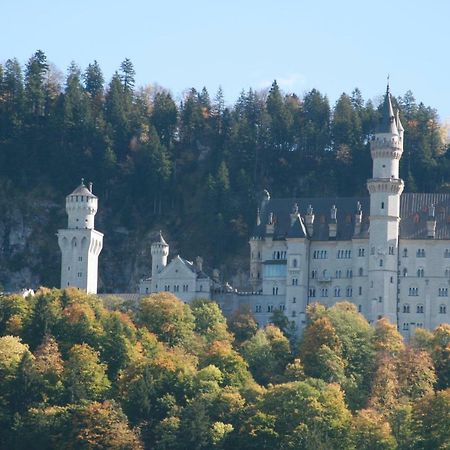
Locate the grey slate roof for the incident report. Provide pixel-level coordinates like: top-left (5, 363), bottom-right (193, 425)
top-left (69, 182), bottom-right (97, 198)
top-left (252, 193), bottom-right (450, 241)
top-left (377, 87), bottom-right (398, 134)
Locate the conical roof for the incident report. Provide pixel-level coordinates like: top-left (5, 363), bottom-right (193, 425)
top-left (155, 231), bottom-right (168, 246)
top-left (377, 85), bottom-right (398, 135)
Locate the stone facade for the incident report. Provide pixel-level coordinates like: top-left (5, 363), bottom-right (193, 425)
top-left (138, 232), bottom-right (212, 302)
top-left (58, 86), bottom-right (450, 337)
top-left (57, 180), bottom-right (103, 294)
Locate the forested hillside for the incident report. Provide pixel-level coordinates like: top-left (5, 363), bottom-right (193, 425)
top-left (0, 289), bottom-right (449, 449)
top-left (0, 50), bottom-right (449, 291)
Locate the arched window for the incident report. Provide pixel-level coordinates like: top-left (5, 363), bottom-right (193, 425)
top-left (402, 323), bottom-right (409, 331)
top-left (417, 304), bottom-right (424, 314)
top-left (334, 287), bottom-right (341, 297)
top-left (403, 304), bottom-right (410, 313)
top-left (267, 304), bottom-right (274, 313)
top-left (255, 304), bottom-right (262, 313)
top-left (439, 304), bottom-right (447, 314)
top-left (417, 268), bottom-right (424, 278)
top-left (379, 259), bottom-right (383, 267)
top-left (346, 287), bottom-right (352, 297)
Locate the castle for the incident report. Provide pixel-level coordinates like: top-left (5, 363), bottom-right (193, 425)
top-left (58, 85), bottom-right (450, 337)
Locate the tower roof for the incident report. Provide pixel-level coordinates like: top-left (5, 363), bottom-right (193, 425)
top-left (69, 179), bottom-right (97, 198)
top-left (377, 85), bottom-right (398, 135)
top-left (154, 231), bottom-right (168, 246)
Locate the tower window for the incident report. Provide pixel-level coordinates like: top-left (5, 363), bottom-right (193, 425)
top-left (417, 304), bottom-right (424, 314)
top-left (440, 304), bottom-right (447, 314)
top-left (381, 202), bottom-right (385, 209)
top-left (403, 304), bottom-right (410, 313)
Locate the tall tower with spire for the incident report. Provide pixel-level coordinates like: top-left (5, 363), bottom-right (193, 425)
top-left (151, 231), bottom-right (169, 292)
top-left (57, 179), bottom-right (103, 294)
top-left (367, 84), bottom-right (404, 323)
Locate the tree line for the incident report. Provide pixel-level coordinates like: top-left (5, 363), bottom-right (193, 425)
top-left (0, 289), bottom-right (449, 449)
top-left (1, 51), bottom-right (449, 289)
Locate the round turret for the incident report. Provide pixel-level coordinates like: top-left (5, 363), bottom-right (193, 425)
top-left (151, 231), bottom-right (169, 279)
top-left (65, 179), bottom-right (98, 229)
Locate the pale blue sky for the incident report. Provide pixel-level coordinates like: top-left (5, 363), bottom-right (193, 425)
top-left (2, 0), bottom-right (450, 120)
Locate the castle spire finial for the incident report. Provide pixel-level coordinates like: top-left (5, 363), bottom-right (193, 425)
top-left (386, 74), bottom-right (390, 94)
top-left (81, 177), bottom-right (85, 186)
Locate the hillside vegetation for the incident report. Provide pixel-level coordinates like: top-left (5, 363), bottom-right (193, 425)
top-left (0, 289), bottom-right (449, 449)
top-left (1, 51), bottom-right (449, 291)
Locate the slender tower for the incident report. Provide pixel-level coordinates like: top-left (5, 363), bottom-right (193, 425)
top-left (57, 179), bottom-right (103, 293)
top-left (367, 84), bottom-right (404, 324)
top-left (151, 231), bottom-right (169, 292)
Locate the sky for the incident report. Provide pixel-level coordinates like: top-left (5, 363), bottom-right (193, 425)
top-left (2, 0), bottom-right (450, 121)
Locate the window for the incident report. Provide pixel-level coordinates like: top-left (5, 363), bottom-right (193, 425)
top-left (255, 305), bottom-right (262, 313)
top-left (77, 272), bottom-right (82, 277)
top-left (409, 287), bottom-right (419, 296)
top-left (267, 304), bottom-right (274, 313)
top-left (416, 322), bottom-right (424, 328)
top-left (321, 288), bottom-right (328, 297)
top-left (358, 304), bottom-right (362, 312)
top-left (292, 297), bottom-right (296, 303)
top-left (379, 296), bottom-right (383, 303)
top-left (293, 259), bottom-right (298, 268)
top-left (292, 278), bottom-right (298, 286)
top-left (417, 249), bottom-right (425, 257)
top-left (347, 269), bottom-right (353, 278)
top-left (440, 304), bottom-right (447, 314)
top-left (403, 304), bottom-right (410, 313)
top-left (358, 248), bottom-right (365, 257)
top-left (403, 268), bottom-right (408, 277)
top-left (381, 202), bottom-right (385, 209)
top-left (417, 304), bottom-right (424, 314)
top-left (446, 268), bottom-right (450, 278)
top-left (200, 285), bottom-right (203, 291)
top-left (358, 286), bottom-right (362, 295)
top-left (439, 288), bottom-right (448, 297)
top-left (272, 287), bottom-right (279, 295)
top-left (309, 288), bottom-right (316, 297)
top-left (417, 268), bottom-right (424, 278)
top-left (379, 259), bottom-right (383, 267)
top-left (78, 256), bottom-right (82, 262)
top-left (334, 287), bottom-right (341, 297)
top-left (346, 287), bottom-right (352, 297)
top-left (335, 270), bottom-right (342, 279)
top-left (390, 276), bottom-right (394, 283)
top-left (371, 247), bottom-right (375, 255)
top-left (311, 270), bottom-right (317, 279)
top-left (445, 249), bottom-right (450, 258)
top-left (389, 246), bottom-right (394, 255)
top-left (402, 323), bottom-right (409, 331)
top-left (358, 267), bottom-right (364, 276)
top-left (279, 303), bottom-right (285, 311)
top-left (403, 248), bottom-right (408, 257)
top-left (292, 311), bottom-right (297, 318)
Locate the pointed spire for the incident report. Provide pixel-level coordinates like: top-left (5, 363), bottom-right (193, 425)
top-left (378, 83), bottom-right (398, 135)
top-left (157, 230), bottom-right (168, 246)
top-left (396, 108), bottom-right (404, 133)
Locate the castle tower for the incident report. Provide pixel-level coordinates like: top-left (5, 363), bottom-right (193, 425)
top-left (151, 231), bottom-right (169, 292)
top-left (367, 85), bottom-right (404, 324)
top-left (57, 179), bottom-right (103, 294)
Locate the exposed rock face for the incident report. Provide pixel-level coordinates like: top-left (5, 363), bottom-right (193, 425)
top-left (0, 185), bottom-right (246, 293)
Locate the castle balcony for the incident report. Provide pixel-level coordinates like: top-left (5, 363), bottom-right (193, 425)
top-left (317, 275), bottom-right (332, 283)
top-left (367, 178), bottom-right (404, 195)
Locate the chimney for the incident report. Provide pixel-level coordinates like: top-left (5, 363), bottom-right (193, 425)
top-left (329, 205), bottom-right (337, 239)
top-left (290, 202), bottom-right (299, 225)
top-left (305, 204), bottom-right (315, 237)
top-left (354, 201), bottom-right (362, 236)
top-left (266, 212), bottom-right (275, 235)
top-left (88, 182), bottom-right (93, 193)
top-left (426, 204), bottom-right (436, 238)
